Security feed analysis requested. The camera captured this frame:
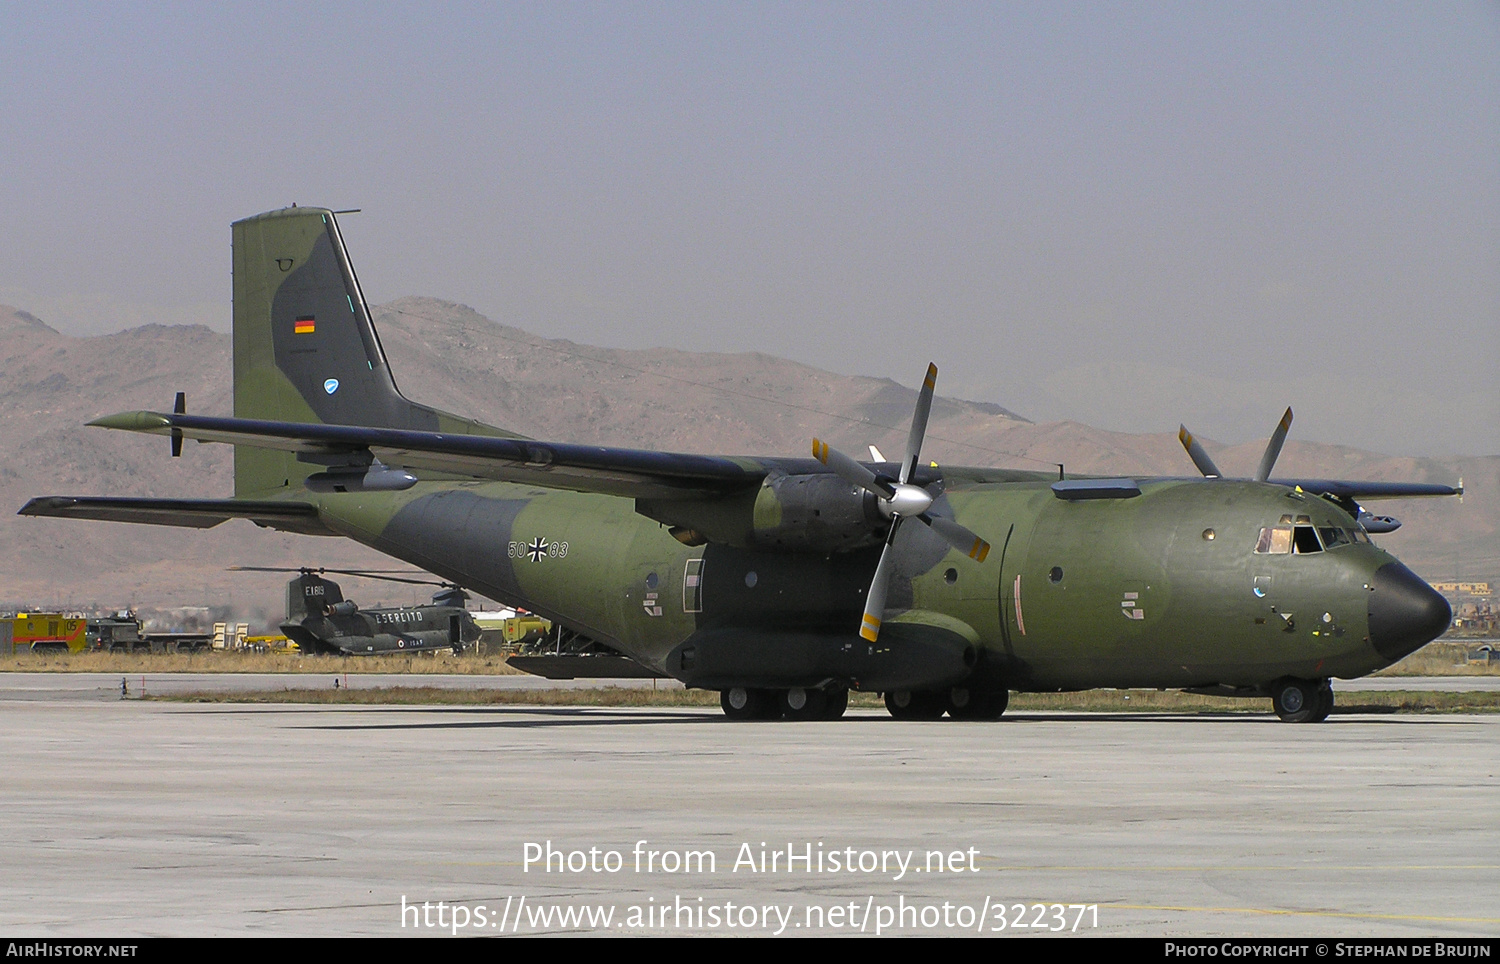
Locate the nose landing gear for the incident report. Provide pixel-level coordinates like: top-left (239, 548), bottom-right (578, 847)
top-left (1270, 677), bottom-right (1334, 723)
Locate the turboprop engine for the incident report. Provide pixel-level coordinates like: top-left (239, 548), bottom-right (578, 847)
top-left (749, 473), bottom-right (887, 552)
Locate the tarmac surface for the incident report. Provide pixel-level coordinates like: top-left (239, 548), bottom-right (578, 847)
top-left (0, 671), bottom-right (1494, 702)
top-left (0, 675), bottom-right (1496, 938)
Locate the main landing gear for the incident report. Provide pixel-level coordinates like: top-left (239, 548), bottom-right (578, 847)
top-left (1270, 677), bottom-right (1334, 723)
top-left (886, 687), bottom-right (1009, 721)
top-left (719, 687), bottom-right (848, 721)
top-left (718, 685), bottom-right (1008, 721)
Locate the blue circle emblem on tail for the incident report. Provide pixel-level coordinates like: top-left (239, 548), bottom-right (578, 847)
top-left (324, 378), bottom-right (340, 395)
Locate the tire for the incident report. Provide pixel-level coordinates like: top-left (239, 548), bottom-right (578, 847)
top-left (1271, 678), bottom-right (1323, 723)
top-left (948, 687), bottom-right (1009, 720)
top-left (721, 687), bottom-right (775, 721)
top-left (1308, 683), bottom-right (1334, 723)
top-left (780, 687), bottom-right (828, 721)
top-left (821, 687), bottom-right (849, 720)
top-left (885, 689), bottom-right (946, 720)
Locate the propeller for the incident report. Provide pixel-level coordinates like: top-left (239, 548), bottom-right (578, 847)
top-left (1177, 425), bottom-right (1221, 478)
top-left (1254, 407), bottom-right (1293, 483)
top-left (1178, 407), bottom-right (1293, 481)
top-left (1179, 407), bottom-right (1403, 530)
top-left (812, 363), bottom-right (990, 642)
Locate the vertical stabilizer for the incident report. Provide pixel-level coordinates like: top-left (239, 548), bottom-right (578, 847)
top-left (287, 573), bottom-right (343, 621)
top-left (231, 206), bottom-right (515, 496)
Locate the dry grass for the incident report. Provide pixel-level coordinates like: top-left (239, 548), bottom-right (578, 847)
top-left (154, 686), bottom-right (1500, 714)
top-left (1373, 640), bottom-right (1500, 676)
top-left (10, 638), bottom-right (1497, 677)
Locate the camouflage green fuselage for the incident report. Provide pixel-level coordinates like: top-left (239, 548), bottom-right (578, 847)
top-left (312, 475), bottom-right (1399, 692)
top-left (21, 206), bottom-right (1451, 703)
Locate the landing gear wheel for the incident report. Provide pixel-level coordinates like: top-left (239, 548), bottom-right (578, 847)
top-left (821, 687), bottom-right (849, 720)
top-left (885, 689), bottom-right (946, 720)
top-left (721, 687), bottom-right (776, 720)
top-left (1271, 678), bottom-right (1323, 723)
top-left (780, 687), bottom-right (829, 721)
top-left (948, 687), bottom-right (1009, 720)
top-left (1309, 682), bottom-right (1334, 723)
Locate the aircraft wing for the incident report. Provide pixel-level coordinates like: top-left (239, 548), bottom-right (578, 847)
top-left (17, 496), bottom-right (336, 535)
top-left (1269, 479), bottom-right (1463, 500)
top-left (86, 411), bottom-right (772, 500)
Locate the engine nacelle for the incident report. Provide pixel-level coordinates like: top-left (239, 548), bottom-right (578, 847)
top-left (750, 473), bottom-right (886, 552)
top-left (1358, 509), bottom-right (1402, 534)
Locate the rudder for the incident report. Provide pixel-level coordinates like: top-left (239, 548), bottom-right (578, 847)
top-left (231, 206), bottom-right (515, 497)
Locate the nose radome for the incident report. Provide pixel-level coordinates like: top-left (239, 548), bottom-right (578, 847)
top-left (1368, 562), bottom-right (1451, 662)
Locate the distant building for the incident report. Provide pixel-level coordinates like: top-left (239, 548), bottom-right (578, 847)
top-left (1430, 581), bottom-right (1492, 596)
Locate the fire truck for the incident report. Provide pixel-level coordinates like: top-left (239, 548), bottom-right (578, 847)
top-left (2, 613), bottom-right (88, 654)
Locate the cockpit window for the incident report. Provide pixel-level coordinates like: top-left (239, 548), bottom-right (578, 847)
top-left (1255, 526), bottom-right (1293, 554)
top-left (1256, 525), bottom-right (1329, 554)
top-left (1319, 526), bottom-right (1350, 549)
top-left (1292, 525), bottom-right (1322, 553)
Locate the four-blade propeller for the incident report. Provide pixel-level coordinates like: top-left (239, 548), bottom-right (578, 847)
top-left (812, 363), bottom-right (990, 642)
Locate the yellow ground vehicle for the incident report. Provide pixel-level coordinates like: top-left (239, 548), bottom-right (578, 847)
top-left (2, 614), bottom-right (88, 654)
top-left (471, 610), bottom-right (550, 654)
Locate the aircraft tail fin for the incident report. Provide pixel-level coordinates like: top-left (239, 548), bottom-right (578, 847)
top-left (286, 572), bottom-right (342, 622)
top-left (231, 206), bottom-right (516, 497)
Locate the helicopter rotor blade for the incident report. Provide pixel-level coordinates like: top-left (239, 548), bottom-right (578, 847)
top-left (226, 566), bottom-right (450, 587)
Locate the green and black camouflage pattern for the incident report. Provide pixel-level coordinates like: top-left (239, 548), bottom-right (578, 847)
top-left (21, 206), bottom-right (1457, 708)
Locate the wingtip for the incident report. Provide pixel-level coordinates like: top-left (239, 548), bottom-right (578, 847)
top-left (87, 411), bottom-right (172, 432)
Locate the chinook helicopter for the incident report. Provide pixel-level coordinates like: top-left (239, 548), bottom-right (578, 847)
top-left (21, 206), bottom-right (1460, 722)
top-left (230, 566), bottom-right (481, 656)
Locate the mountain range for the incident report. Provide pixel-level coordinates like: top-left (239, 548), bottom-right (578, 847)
top-left (2, 299), bottom-right (1489, 623)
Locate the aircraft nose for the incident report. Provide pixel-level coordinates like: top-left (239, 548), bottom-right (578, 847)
top-left (1367, 562), bottom-right (1451, 662)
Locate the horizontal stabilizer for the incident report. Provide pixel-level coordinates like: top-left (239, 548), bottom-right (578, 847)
top-left (18, 496), bottom-right (334, 535)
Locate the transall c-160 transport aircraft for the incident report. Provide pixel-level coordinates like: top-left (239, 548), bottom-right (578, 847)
top-left (21, 207), bottom-right (1460, 722)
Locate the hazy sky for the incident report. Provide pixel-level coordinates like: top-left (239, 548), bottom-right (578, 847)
top-left (2, 2), bottom-right (1495, 457)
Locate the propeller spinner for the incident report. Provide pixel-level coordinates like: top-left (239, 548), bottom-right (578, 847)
top-left (812, 363), bottom-right (990, 642)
